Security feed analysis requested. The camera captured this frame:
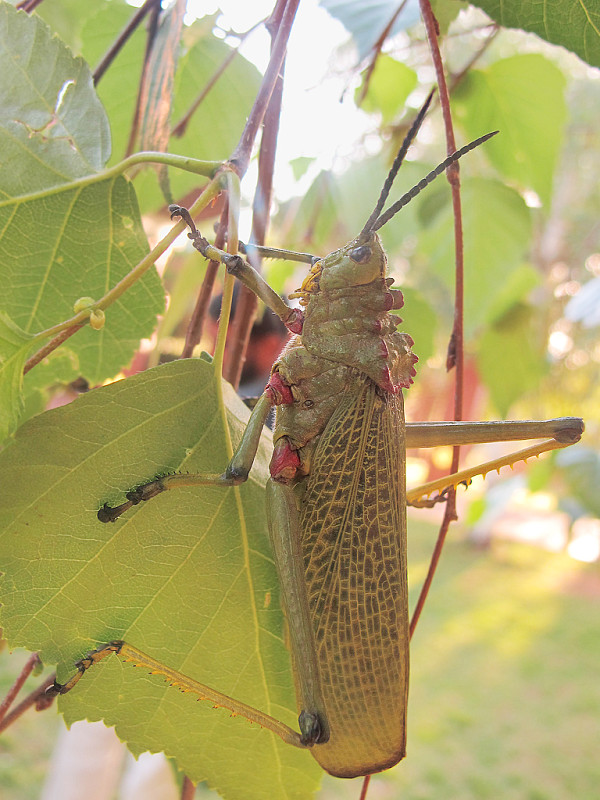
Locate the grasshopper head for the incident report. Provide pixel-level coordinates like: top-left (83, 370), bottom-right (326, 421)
top-left (314, 231), bottom-right (386, 291)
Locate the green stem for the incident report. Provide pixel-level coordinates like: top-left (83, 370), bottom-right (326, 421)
top-left (1, 152), bottom-right (221, 209)
top-left (213, 171), bottom-right (241, 373)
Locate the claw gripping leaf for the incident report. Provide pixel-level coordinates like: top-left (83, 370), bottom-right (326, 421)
top-left (0, 359), bottom-right (321, 800)
top-left (0, 3), bottom-right (163, 398)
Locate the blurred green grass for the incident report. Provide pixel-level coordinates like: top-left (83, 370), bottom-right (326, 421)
top-left (1, 516), bottom-right (598, 799)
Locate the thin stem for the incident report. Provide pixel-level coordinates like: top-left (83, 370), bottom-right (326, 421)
top-left (0, 653), bottom-right (41, 725)
top-left (229, 0), bottom-right (300, 177)
top-left (180, 775), bottom-right (195, 800)
top-left (223, 7), bottom-right (287, 388)
top-left (409, 0), bottom-right (465, 633)
top-left (125, 1), bottom-right (161, 158)
top-left (180, 213), bottom-right (226, 359)
top-left (0, 152), bottom-right (220, 210)
top-left (24, 324), bottom-right (84, 375)
top-left (213, 172), bottom-right (240, 373)
top-left (357, 1), bottom-right (409, 105)
top-left (448, 24), bottom-right (499, 93)
top-left (172, 19), bottom-right (265, 138)
top-left (359, 774), bottom-right (371, 800)
top-left (0, 674), bottom-right (56, 734)
top-left (93, 0), bottom-right (161, 84)
top-left (16, 0), bottom-right (45, 11)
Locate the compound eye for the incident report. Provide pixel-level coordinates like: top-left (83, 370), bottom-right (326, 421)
top-left (349, 245), bottom-right (372, 264)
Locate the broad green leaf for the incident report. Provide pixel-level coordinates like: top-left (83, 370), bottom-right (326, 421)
top-left (0, 3), bottom-right (163, 388)
top-left (0, 358), bottom-right (322, 800)
top-left (453, 55), bottom-right (567, 207)
top-left (416, 178), bottom-right (532, 336)
top-left (357, 57), bottom-right (417, 123)
top-left (476, 303), bottom-right (549, 416)
top-left (471, 0), bottom-right (600, 68)
top-left (0, 313), bottom-right (34, 440)
top-left (484, 264), bottom-right (541, 324)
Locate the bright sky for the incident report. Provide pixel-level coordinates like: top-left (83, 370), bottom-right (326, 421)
top-left (187, 0), bottom-right (373, 201)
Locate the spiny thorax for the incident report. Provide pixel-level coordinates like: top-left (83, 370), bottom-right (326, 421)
top-left (299, 235), bottom-right (418, 393)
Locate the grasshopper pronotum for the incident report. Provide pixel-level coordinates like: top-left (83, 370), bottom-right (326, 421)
top-left (49, 96), bottom-right (583, 780)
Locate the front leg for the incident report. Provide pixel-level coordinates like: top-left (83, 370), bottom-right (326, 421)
top-left (169, 204), bottom-right (304, 334)
top-left (98, 390), bottom-right (274, 522)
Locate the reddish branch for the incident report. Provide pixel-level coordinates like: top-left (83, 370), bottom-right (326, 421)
top-left (0, 673), bottom-right (56, 734)
top-left (223, 18), bottom-right (287, 387)
top-left (93, 0), bottom-right (161, 85)
top-left (124, 1), bottom-right (162, 158)
top-left (229, 0), bottom-right (300, 177)
top-left (0, 653), bottom-right (41, 726)
top-left (15, 0), bottom-right (45, 12)
top-left (183, 0), bottom-right (299, 380)
top-left (24, 324), bottom-right (84, 375)
top-left (409, 0), bottom-right (465, 637)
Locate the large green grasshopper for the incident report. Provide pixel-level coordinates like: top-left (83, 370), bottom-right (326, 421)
top-left (49, 98), bottom-right (584, 780)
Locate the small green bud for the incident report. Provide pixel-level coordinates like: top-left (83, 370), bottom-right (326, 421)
top-left (89, 308), bottom-right (106, 330)
top-left (73, 296), bottom-right (95, 314)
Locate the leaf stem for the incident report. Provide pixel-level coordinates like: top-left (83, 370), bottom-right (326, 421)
top-left (0, 152), bottom-right (221, 211)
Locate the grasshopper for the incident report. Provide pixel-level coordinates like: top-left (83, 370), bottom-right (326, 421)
top-left (48, 97), bottom-right (584, 780)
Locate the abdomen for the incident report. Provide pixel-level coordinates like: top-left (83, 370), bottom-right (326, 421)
top-left (297, 378), bottom-right (408, 778)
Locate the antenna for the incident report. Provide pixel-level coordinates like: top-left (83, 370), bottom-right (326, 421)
top-left (360, 89), bottom-right (435, 238)
top-left (372, 130), bottom-right (498, 231)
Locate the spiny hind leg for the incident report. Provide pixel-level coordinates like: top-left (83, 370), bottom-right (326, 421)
top-left (406, 417), bottom-right (583, 507)
top-left (99, 388), bottom-right (276, 522)
top-left (47, 641), bottom-right (306, 748)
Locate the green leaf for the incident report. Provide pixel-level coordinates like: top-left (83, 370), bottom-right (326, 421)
top-left (289, 157), bottom-right (314, 181)
top-left (0, 358), bottom-right (322, 800)
top-left (417, 178), bottom-right (532, 336)
top-left (484, 264), bottom-right (541, 324)
top-left (0, 313), bottom-right (34, 441)
top-left (476, 304), bottom-right (549, 416)
top-left (453, 54), bottom-right (567, 206)
top-left (0, 3), bottom-right (164, 388)
top-left (393, 287), bottom-right (437, 365)
top-left (471, 0), bottom-right (600, 68)
top-left (357, 57), bottom-right (417, 122)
